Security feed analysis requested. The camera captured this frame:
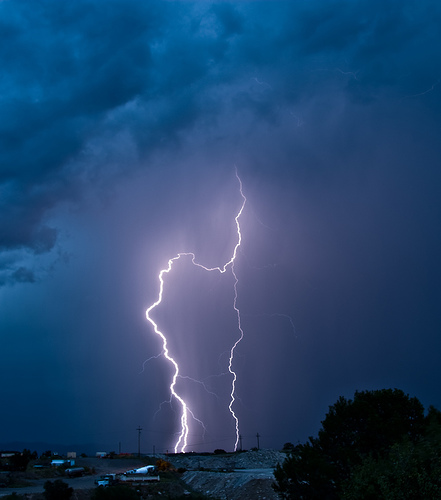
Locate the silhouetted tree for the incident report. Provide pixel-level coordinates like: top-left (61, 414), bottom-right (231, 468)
top-left (274, 438), bottom-right (335, 499)
top-left (10, 449), bottom-right (37, 471)
top-left (342, 406), bottom-right (441, 499)
top-left (274, 389), bottom-right (429, 499)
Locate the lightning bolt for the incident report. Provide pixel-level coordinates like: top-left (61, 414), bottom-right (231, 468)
top-left (139, 351), bottom-right (164, 374)
top-left (229, 261), bottom-right (243, 451)
top-left (145, 170), bottom-right (246, 453)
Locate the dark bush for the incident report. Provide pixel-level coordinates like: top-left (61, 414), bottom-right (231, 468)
top-left (92, 485), bottom-right (139, 500)
top-left (43, 479), bottom-right (73, 500)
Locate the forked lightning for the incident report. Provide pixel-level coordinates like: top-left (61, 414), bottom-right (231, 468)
top-left (146, 171), bottom-right (246, 452)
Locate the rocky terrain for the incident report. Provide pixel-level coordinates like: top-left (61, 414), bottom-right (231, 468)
top-left (168, 448), bottom-right (285, 470)
top-left (168, 449), bottom-right (286, 500)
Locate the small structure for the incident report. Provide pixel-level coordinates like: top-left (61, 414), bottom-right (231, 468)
top-left (51, 459), bottom-right (65, 467)
top-left (51, 459), bottom-right (75, 467)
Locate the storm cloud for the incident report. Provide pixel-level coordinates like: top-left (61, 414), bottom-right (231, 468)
top-left (1, 0), bottom-right (441, 453)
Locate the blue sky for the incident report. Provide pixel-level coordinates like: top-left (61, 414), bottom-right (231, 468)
top-left (1, 0), bottom-right (441, 454)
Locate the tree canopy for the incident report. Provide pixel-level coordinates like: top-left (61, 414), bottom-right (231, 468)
top-left (273, 389), bottom-right (441, 499)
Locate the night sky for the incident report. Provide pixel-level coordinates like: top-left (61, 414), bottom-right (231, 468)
top-left (1, 0), bottom-right (441, 455)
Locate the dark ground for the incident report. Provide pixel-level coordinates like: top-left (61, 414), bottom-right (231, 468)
top-left (0, 450), bottom-right (286, 499)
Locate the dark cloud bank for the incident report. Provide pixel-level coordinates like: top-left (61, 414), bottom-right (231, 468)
top-left (1, 0), bottom-right (441, 453)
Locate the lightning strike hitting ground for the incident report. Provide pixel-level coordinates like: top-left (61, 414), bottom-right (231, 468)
top-left (145, 171), bottom-right (246, 453)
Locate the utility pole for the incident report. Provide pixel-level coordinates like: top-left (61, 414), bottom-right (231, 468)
top-left (239, 434), bottom-right (243, 451)
top-left (256, 432), bottom-right (260, 450)
top-left (137, 426), bottom-right (142, 457)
